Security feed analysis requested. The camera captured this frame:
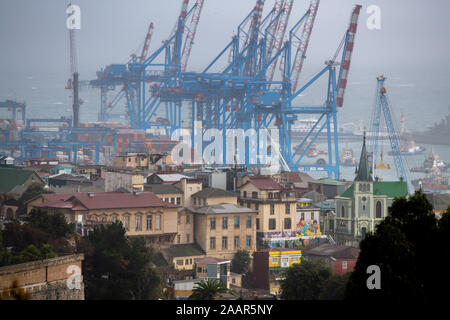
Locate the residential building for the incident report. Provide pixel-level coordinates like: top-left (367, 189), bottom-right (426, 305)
top-left (147, 173), bottom-right (190, 184)
top-left (0, 198), bottom-right (19, 220)
top-left (174, 178), bottom-right (203, 208)
top-left (238, 176), bottom-right (297, 248)
top-left (333, 135), bottom-right (408, 246)
top-left (144, 183), bottom-right (183, 205)
top-left (29, 192), bottom-right (179, 246)
top-left (113, 152), bottom-right (150, 170)
top-left (104, 169), bottom-right (145, 192)
top-left (186, 203), bottom-right (257, 260)
top-left (162, 243), bottom-right (206, 271)
top-left (195, 256), bottom-right (231, 288)
top-left (191, 187), bottom-right (237, 207)
top-left (303, 244), bottom-right (360, 275)
top-left (253, 248), bottom-right (302, 295)
top-left (295, 198), bottom-right (323, 242)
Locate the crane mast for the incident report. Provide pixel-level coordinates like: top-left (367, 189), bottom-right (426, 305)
top-left (140, 22), bottom-right (154, 63)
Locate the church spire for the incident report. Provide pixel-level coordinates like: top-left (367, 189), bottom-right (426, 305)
top-left (355, 131), bottom-right (373, 181)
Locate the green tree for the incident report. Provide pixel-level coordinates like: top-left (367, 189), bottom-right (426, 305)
top-left (189, 278), bottom-right (228, 300)
top-left (12, 244), bottom-right (57, 264)
top-left (82, 221), bottom-right (162, 300)
top-left (320, 273), bottom-right (350, 300)
top-left (279, 259), bottom-right (331, 300)
top-left (0, 230), bottom-right (13, 267)
top-left (26, 209), bottom-right (75, 238)
top-left (345, 190), bottom-right (445, 302)
top-left (231, 249), bottom-right (251, 274)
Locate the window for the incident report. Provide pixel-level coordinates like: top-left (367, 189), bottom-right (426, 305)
top-left (124, 215), bottom-right (130, 231)
top-left (270, 204), bottom-right (275, 215)
top-left (190, 259), bottom-right (192, 264)
top-left (272, 257), bottom-right (278, 264)
top-left (112, 215), bottom-right (118, 223)
top-left (246, 216), bottom-right (252, 228)
top-left (243, 191), bottom-right (247, 198)
top-left (177, 234), bottom-right (180, 243)
top-left (252, 192), bottom-right (258, 199)
top-left (342, 261), bottom-right (348, 269)
top-left (341, 206), bottom-right (345, 218)
top-left (186, 214), bottom-right (190, 224)
top-left (155, 215), bottom-right (161, 230)
top-left (247, 202), bottom-right (251, 208)
top-left (291, 256), bottom-right (299, 263)
top-left (222, 237), bottom-right (228, 249)
top-left (246, 236), bottom-right (252, 248)
top-left (268, 192), bottom-right (273, 199)
top-left (274, 192), bottom-right (280, 199)
top-left (136, 215), bottom-right (142, 231)
top-left (376, 201), bottom-right (382, 218)
top-left (176, 197), bottom-right (181, 205)
top-left (256, 218), bottom-right (260, 230)
top-left (301, 212), bottom-right (305, 220)
top-left (234, 216), bottom-right (240, 229)
top-left (177, 214), bottom-right (181, 225)
top-left (284, 218), bottom-right (291, 229)
top-left (285, 203), bottom-right (290, 214)
top-left (255, 203), bottom-right (259, 210)
top-left (186, 234), bottom-right (190, 242)
top-left (269, 218), bottom-right (276, 230)
top-left (210, 218), bottom-right (216, 230)
top-left (193, 198), bottom-right (197, 205)
top-left (185, 259), bottom-right (189, 265)
top-left (170, 197), bottom-right (175, 204)
top-left (234, 236), bottom-right (240, 249)
top-left (176, 259), bottom-right (183, 266)
top-left (222, 217), bottom-right (228, 229)
top-left (311, 212), bottom-right (315, 220)
top-left (210, 237), bottom-right (216, 250)
top-left (146, 215), bottom-right (152, 230)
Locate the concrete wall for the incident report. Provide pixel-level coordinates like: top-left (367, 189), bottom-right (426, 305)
top-left (0, 254), bottom-right (84, 300)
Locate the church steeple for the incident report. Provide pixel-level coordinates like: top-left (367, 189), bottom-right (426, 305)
top-left (355, 132), bottom-right (373, 182)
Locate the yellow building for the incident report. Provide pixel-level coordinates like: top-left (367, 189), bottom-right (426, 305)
top-left (253, 247), bottom-right (302, 295)
top-left (30, 191), bottom-right (180, 247)
top-left (238, 176), bottom-right (297, 247)
top-left (185, 203), bottom-right (257, 260)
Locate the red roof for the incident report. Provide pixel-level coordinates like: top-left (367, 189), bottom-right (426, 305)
top-left (35, 192), bottom-right (177, 210)
top-left (249, 176), bottom-right (282, 190)
top-left (41, 193), bottom-right (79, 202)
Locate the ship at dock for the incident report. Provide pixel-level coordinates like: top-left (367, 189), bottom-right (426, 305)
top-left (410, 149), bottom-right (449, 173)
top-left (411, 161), bottom-right (450, 193)
top-left (388, 113), bottom-right (425, 155)
top-left (412, 107), bottom-right (450, 146)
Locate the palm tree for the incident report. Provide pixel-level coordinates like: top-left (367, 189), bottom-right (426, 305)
top-left (188, 279), bottom-right (228, 300)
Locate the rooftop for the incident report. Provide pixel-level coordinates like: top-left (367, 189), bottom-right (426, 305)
top-left (191, 187), bottom-right (236, 198)
top-left (247, 176), bottom-right (283, 190)
top-left (0, 167), bottom-right (42, 192)
top-left (339, 181), bottom-right (408, 199)
top-left (33, 191), bottom-right (177, 211)
top-left (304, 244), bottom-right (360, 260)
top-left (148, 173), bottom-right (190, 183)
top-left (164, 243), bottom-right (205, 258)
top-left (310, 178), bottom-right (348, 186)
top-left (195, 256), bottom-right (230, 264)
top-left (186, 203), bottom-right (257, 215)
top-left (145, 183), bottom-right (183, 194)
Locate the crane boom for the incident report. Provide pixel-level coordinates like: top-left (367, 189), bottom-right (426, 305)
top-left (181, 0), bottom-right (205, 72)
top-left (140, 22), bottom-right (154, 63)
top-left (291, 0), bottom-right (320, 94)
top-left (335, 4), bottom-right (362, 107)
top-left (266, 0), bottom-right (293, 85)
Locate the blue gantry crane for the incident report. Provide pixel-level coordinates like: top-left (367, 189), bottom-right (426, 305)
top-left (368, 75), bottom-right (408, 185)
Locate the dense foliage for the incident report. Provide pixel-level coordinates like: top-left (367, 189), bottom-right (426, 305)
top-left (189, 278), bottom-right (229, 300)
top-left (79, 221), bottom-right (162, 300)
top-left (231, 249), bottom-right (251, 274)
top-left (345, 190), bottom-right (450, 302)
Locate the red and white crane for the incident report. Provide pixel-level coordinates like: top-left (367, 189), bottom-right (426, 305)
top-left (266, 0), bottom-right (293, 86)
top-left (139, 22), bottom-right (154, 63)
top-left (180, 0), bottom-right (205, 72)
top-left (291, 0), bottom-right (320, 94)
top-left (335, 4), bottom-right (362, 107)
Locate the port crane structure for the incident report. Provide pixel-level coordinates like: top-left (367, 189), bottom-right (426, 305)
top-left (368, 75), bottom-right (409, 186)
top-left (89, 0), bottom-right (362, 177)
top-left (1, 1), bottom-right (362, 173)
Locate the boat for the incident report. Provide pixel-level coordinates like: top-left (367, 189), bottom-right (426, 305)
top-left (340, 146), bottom-right (356, 166)
top-left (412, 161), bottom-right (450, 193)
top-left (410, 149), bottom-right (449, 173)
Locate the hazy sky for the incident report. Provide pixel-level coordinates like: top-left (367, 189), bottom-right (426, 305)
top-left (1, 0), bottom-right (450, 78)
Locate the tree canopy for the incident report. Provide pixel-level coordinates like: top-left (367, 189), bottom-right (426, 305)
top-left (345, 190), bottom-right (449, 302)
top-left (189, 278), bottom-right (229, 300)
top-left (231, 249), bottom-right (251, 274)
top-left (80, 221), bottom-right (162, 300)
